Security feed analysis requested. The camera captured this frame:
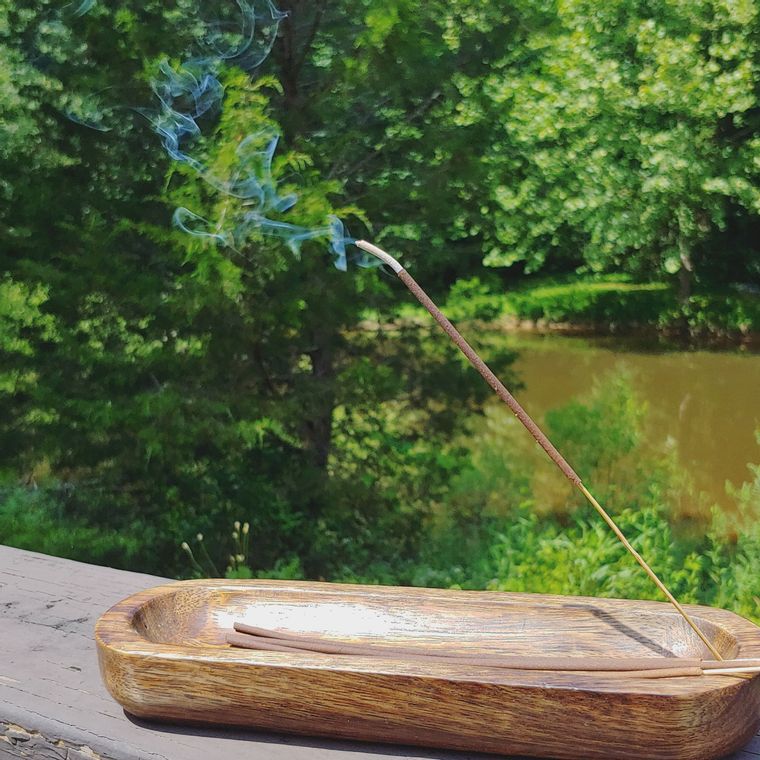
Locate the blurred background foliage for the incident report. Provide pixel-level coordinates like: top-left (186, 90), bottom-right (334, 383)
top-left (0, 0), bottom-right (758, 618)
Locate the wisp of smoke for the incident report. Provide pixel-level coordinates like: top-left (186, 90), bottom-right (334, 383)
top-left (50, 0), bottom-right (373, 270)
top-left (149, 1), bottom-right (371, 270)
top-left (71, 0), bottom-right (96, 16)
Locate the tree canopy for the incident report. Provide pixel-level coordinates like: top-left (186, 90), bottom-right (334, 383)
top-left (0, 0), bottom-right (758, 577)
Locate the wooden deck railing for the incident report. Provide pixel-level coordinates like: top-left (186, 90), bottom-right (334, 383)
top-left (1, 545), bottom-right (758, 760)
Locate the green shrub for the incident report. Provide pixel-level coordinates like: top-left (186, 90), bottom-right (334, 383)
top-left (485, 504), bottom-right (704, 601)
top-left (507, 280), bottom-right (672, 326)
top-left (502, 277), bottom-right (760, 336)
top-left (442, 277), bottom-right (506, 322)
top-left (659, 292), bottom-right (760, 336)
top-left (455, 500), bottom-right (758, 622)
top-left (0, 486), bottom-right (141, 569)
top-left (703, 454), bottom-right (760, 621)
top-left (408, 374), bottom-right (759, 621)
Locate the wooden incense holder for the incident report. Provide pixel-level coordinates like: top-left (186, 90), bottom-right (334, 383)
top-left (96, 579), bottom-right (760, 759)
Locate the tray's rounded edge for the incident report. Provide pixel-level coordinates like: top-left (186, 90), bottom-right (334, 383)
top-left (95, 638), bottom-right (760, 760)
top-left (95, 579), bottom-right (186, 646)
top-left (94, 578), bottom-right (261, 716)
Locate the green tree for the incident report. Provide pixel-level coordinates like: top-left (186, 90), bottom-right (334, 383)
top-left (477, 0), bottom-right (760, 293)
top-left (1, 0), bottom-right (514, 576)
top-left (267, 0), bottom-right (525, 290)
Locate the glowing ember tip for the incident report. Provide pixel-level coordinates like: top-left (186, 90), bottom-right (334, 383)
top-left (354, 240), bottom-right (404, 273)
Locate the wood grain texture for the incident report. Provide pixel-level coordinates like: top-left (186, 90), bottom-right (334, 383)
top-left (96, 579), bottom-right (760, 760)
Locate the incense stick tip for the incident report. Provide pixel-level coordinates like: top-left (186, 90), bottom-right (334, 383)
top-left (355, 240), bottom-right (404, 273)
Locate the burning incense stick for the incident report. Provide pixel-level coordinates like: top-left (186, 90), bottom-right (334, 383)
top-left (354, 239), bottom-right (724, 661)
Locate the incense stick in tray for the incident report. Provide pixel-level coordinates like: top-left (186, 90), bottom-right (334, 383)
top-left (227, 622), bottom-right (760, 678)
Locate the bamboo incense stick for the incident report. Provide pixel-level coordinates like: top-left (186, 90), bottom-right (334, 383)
top-left (231, 623), bottom-right (701, 670)
top-left (227, 625), bottom-right (760, 677)
top-left (354, 239), bottom-right (724, 661)
top-left (226, 631), bottom-right (700, 678)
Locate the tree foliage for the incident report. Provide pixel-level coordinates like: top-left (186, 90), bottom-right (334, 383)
top-left (473, 0), bottom-right (760, 291)
top-left (1, 0), bottom-right (512, 575)
top-left (0, 0), bottom-right (758, 579)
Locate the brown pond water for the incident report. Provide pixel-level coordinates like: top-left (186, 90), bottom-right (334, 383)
top-left (491, 333), bottom-right (760, 513)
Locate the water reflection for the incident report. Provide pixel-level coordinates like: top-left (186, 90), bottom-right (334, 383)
top-left (499, 333), bottom-right (760, 512)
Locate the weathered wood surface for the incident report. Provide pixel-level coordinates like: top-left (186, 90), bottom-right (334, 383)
top-left (1, 545), bottom-right (759, 760)
top-left (1, 546), bottom-right (485, 760)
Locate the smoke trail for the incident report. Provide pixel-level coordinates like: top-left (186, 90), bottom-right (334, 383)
top-left (202, 0), bottom-right (285, 68)
top-left (145, 0), bottom-right (372, 270)
top-left (45, 0), bottom-right (372, 269)
top-left (70, 0), bottom-right (96, 16)
top-left (149, 61), bottom-right (224, 173)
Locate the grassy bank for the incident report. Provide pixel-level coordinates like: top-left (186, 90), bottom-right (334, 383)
top-left (333, 374), bottom-right (760, 623)
top-left (442, 276), bottom-right (760, 339)
top-left (3, 356), bottom-right (758, 623)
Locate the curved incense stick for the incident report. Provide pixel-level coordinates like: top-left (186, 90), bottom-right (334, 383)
top-left (354, 239), bottom-right (723, 661)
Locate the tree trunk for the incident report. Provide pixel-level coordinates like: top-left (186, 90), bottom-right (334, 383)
top-left (271, 0), bottom-right (326, 140)
top-left (676, 236), bottom-right (695, 337)
top-left (677, 237), bottom-right (694, 304)
top-left (304, 338), bottom-right (335, 470)
top-left (278, 5), bottom-right (299, 113)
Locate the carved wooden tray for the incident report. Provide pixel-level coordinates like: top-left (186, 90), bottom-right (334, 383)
top-left (95, 579), bottom-right (760, 759)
